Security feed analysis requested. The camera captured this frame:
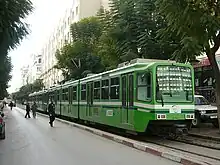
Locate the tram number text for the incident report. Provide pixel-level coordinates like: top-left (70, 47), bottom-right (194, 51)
top-left (170, 105), bottom-right (181, 113)
top-left (106, 110), bottom-right (113, 116)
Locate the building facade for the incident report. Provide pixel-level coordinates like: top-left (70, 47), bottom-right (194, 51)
top-left (40, 0), bottom-right (110, 88)
top-left (21, 54), bottom-right (42, 86)
top-left (29, 54), bottom-right (42, 83)
top-left (21, 66), bottom-right (29, 86)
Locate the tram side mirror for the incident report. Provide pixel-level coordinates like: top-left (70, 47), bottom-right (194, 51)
top-left (1, 113), bottom-right (4, 117)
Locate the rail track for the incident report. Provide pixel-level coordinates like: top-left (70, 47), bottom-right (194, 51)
top-left (137, 136), bottom-right (220, 162)
top-left (174, 134), bottom-right (220, 150)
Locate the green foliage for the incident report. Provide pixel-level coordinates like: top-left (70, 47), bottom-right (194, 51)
top-left (96, 0), bottom-right (176, 62)
top-left (135, 0), bottom-right (178, 60)
top-left (0, 54), bottom-right (12, 99)
top-left (0, 0), bottom-right (33, 98)
top-left (0, 0), bottom-right (33, 53)
top-left (109, 0), bottom-right (140, 60)
top-left (13, 79), bottom-right (44, 101)
top-left (96, 7), bottom-right (120, 69)
top-left (56, 0), bottom-right (178, 81)
top-left (56, 17), bottom-right (105, 81)
top-left (156, 0), bottom-right (220, 62)
top-left (32, 79), bottom-right (44, 92)
top-left (156, 0), bottom-right (220, 128)
top-left (71, 16), bottom-right (102, 48)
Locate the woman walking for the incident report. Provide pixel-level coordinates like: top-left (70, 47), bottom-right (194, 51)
top-left (31, 102), bottom-right (37, 118)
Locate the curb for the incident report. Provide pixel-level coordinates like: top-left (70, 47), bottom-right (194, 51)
top-left (16, 106), bottom-right (210, 165)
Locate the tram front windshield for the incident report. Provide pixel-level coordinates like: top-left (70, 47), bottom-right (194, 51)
top-left (156, 65), bottom-right (193, 103)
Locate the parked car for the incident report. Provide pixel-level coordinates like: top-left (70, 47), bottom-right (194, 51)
top-left (0, 111), bottom-right (5, 139)
top-left (192, 95), bottom-right (219, 128)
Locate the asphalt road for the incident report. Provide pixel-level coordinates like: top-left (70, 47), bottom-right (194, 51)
top-left (0, 107), bottom-right (180, 165)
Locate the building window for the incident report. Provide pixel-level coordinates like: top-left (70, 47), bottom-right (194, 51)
top-left (68, 16), bottom-right (70, 25)
top-left (72, 11), bottom-right (74, 19)
top-left (38, 58), bottom-right (41, 63)
top-left (37, 67), bottom-right (41, 72)
top-left (76, 6), bottom-right (79, 15)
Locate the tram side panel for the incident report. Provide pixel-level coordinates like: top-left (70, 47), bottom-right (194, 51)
top-left (77, 76), bottom-right (137, 131)
top-left (69, 86), bottom-right (79, 119)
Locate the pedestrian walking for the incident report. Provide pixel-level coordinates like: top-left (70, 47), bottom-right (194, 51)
top-left (31, 101), bottom-right (37, 119)
top-left (9, 101), bottom-right (13, 110)
top-left (25, 102), bottom-right (31, 118)
top-left (48, 100), bottom-right (55, 127)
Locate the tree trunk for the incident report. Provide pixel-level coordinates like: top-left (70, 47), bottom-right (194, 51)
top-left (207, 52), bottom-right (220, 131)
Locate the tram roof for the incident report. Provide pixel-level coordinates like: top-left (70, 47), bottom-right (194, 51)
top-left (29, 58), bottom-right (191, 95)
top-left (79, 58), bottom-right (177, 83)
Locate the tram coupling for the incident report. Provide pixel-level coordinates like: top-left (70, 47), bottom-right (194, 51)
top-left (169, 124), bottom-right (189, 139)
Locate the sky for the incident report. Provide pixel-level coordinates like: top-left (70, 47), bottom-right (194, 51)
top-left (8, 0), bottom-right (72, 93)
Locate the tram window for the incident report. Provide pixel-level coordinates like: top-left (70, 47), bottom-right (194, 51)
top-left (102, 79), bottom-right (109, 100)
top-left (137, 73), bottom-right (151, 101)
top-left (94, 81), bottom-right (100, 100)
top-left (62, 89), bottom-right (68, 101)
top-left (81, 84), bottom-right (86, 100)
top-left (110, 77), bottom-right (120, 99)
top-left (73, 86), bottom-right (77, 100)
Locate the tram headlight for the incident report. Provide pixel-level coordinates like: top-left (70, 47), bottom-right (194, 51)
top-left (200, 110), bottom-right (206, 114)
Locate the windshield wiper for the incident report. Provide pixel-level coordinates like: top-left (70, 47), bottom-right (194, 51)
top-left (156, 80), bottom-right (164, 107)
top-left (161, 93), bottom-right (164, 107)
top-left (168, 66), bottom-right (173, 97)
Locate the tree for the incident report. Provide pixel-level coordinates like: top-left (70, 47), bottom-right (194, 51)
top-left (156, 0), bottom-right (220, 128)
top-left (135, 0), bottom-right (178, 60)
top-left (103, 0), bottom-right (176, 62)
top-left (32, 79), bottom-right (44, 92)
top-left (0, 0), bottom-right (33, 55)
top-left (56, 0), bottom-right (179, 81)
top-left (56, 17), bottom-right (105, 81)
top-left (0, 56), bottom-right (12, 99)
top-left (0, 0), bottom-right (33, 98)
top-left (109, 0), bottom-right (140, 60)
top-left (12, 79), bottom-right (44, 101)
top-left (96, 7), bottom-right (120, 69)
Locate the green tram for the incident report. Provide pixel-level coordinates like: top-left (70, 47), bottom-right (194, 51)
top-left (29, 59), bottom-right (195, 137)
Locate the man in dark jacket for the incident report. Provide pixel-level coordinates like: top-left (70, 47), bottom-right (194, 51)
top-left (25, 102), bottom-right (31, 118)
top-left (48, 100), bottom-right (55, 127)
top-left (9, 101), bottom-right (13, 110)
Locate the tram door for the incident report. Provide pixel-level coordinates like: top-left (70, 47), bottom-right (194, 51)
top-left (121, 73), bottom-right (134, 124)
top-left (86, 82), bottom-right (93, 117)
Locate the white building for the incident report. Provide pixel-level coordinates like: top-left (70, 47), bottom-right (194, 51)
top-left (40, 0), bottom-right (110, 88)
top-left (29, 54), bottom-right (42, 83)
top-left (21, 66), bottom-right (29, 86)
top-left (21, 54), bottom-right (43, 86)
